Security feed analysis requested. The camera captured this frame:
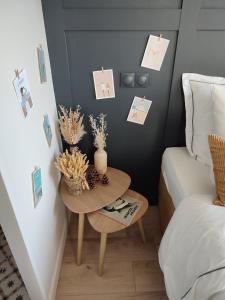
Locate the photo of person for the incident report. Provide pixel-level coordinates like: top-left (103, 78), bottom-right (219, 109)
top-left (13, 70), bottom-right (33, 117)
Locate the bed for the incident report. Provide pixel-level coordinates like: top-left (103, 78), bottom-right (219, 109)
top-left (158, 147), bottom-right (216, 233)
top-left (158, 147), bottom-right (225, 300)
top-left (158, 73), bottom-right (225, 300)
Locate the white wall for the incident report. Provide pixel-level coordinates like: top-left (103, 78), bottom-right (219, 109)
top-left (0, 1), bottom-right (67, 299)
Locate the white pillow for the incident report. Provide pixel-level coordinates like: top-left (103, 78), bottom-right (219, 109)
top-left (212, 85), bottom-right (225, 138)
top-left (182, 73), bottom-right (225, 166)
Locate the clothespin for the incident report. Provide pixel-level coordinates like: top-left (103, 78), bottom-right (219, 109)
top-left (101, 66), bottom-right (104, 73)
top-left (141, 96), bottom-right (146, 101)
top-left (158, 33), bottom-right (163, 41)
top-left (15, 69), bottom-right (20, 78)
top-left (39, 44), bottom-right (42, 49)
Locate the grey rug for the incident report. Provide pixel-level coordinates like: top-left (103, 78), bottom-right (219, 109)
top-left (0, 226), bottom-right (30, 300)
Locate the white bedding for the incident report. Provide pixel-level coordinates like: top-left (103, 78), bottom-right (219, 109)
top-left (159, 194), bottom-right (225, 300)
top-left (161, 147), bottom-right (216, 207)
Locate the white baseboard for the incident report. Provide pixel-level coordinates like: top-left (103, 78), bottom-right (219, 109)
top-left (48, 220), bottom-right (67, 300)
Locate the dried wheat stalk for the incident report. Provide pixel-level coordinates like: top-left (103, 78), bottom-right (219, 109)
top-left (89, 113), bottom-right (108, 150)
top-left (55, 149), bottom-right (89, 190)
top-left (58, 105), bottom-right (86, 145)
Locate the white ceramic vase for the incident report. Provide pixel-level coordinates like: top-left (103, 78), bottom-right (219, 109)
top-left (94, 149), bottom-right (107, 175)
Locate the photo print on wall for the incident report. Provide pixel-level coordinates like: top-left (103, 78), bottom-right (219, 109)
top-left (32, 167), bottom-right (43, 207)
top-left (43, 114), bottom-right (53, 146)
top-left (93, 68), bottom-right (115, 100)
top-left (141, 34), bottom-right (170, 71)
top-left (37, 45), bottom-right (47, 83)
top-left (13, 69), bottom-right (33, 118)
top-left (127, 96), bottom-right (152, 125)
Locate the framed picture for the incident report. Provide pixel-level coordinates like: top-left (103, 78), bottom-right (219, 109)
top-left (13, 69), bottom-right (33, 118)
top-left (43, 114), bottom-right (52, 146)
top-left (37, 45), bottom-right (47, 83)
top-left (32, 167), bottom-right (42, 207)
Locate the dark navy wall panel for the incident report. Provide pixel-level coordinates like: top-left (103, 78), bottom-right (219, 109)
top-left (42, 0), bottom-right (225, 204)
top-left (65, 30), bottom-right (177, 200)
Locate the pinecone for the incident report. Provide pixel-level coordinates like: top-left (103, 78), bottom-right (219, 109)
top-left (92, 168), bottom-right (101, 183)
top-left (101, 174), bottom-right (109, 185)
top-left (87, 166), bottom-right (100, 181)
top-left (88, 181), bottom-right (96, 190)
top-left (86, 166), bottom-right (103, 189)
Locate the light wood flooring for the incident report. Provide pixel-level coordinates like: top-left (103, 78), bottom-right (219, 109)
top-left (56, 207), bottom-right (168, 300)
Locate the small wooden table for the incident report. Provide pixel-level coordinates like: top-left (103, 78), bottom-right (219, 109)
top-left (87, 189), bottom-right (149, 275)
top-left (59, 167), bottom-right (131, 265)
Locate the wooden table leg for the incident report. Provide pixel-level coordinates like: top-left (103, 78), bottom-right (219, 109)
top-left (99, 232), bottom-right (107, 276)
top-left (77, 213), bottom-right (85, 265)
top-left (138, 218), bottom-right (146, 243)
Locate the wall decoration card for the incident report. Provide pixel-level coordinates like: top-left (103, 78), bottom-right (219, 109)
top-left (127, 96), bottom-right (152, 125)
top-left (141, 35), bottom-right (170, 71)
top-left (43, 114), bottom-right (52, 146)
top-left (13, 70), bottom-right (33, 118)
top-left (93, 69), bottom-right (115, 99)
top-left (37, 45), bottom-right (47, 83)
top-left (32, 167), bottom-right (42, 207)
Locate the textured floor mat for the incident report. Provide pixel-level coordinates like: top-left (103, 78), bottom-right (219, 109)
top-left (0, 226), bottom-right (30, 300)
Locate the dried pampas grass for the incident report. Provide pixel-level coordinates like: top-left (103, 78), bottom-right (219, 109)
top-left (58, 105), bottom-right (86, 146)
top-left (55, 149), bottom-right (89, 191)
top-left (89, 113), bottom-right (108, 150)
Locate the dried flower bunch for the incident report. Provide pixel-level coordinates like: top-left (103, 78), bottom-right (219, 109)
top-left (89, 113), bottom-right (108, 150)
top-left (55, 149), bottom-right (89, 191)
top-left (58, 105), bottom-right (86, 146)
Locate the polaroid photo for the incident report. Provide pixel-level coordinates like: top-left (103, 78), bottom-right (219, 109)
top-left (13, 70), bottom-right (33, 118)
top-left (93, 69), bottom-right (115, 100)
top-left (141, 35), bottom-right (170, 71)
top-left (127, 96), bottom-right (152, 125)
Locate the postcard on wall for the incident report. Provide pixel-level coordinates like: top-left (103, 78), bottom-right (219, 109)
top-left (141, 35), bottom-right (170, 71)
top-left (127, 96), bottom-right (152, 125)
top-left (43, 114), bottom-right (52, 146)
top-left (13, 69), bottom-right (33, 118)
top-left (93, 68), bottom-right (115, 100)
top-left (37, 45), bottom-right (47, 83)
top-left (32, 167), bottom-right (43, 207)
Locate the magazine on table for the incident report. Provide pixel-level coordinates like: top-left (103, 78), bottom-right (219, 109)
top-left (98, 195), bottom-right (141, 226)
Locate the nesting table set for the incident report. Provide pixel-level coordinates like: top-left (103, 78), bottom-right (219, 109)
top-left (60, 167), bottom-right (149, 276)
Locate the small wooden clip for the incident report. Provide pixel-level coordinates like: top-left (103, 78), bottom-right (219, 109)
top-left (101, 66), bottom-right (104, 72)
top-left (141, 96), bottom-right (146, 101)
top-left (158, 34), bottom-right (163, 41)
top-left (15, 69), bottom-right (20, 78)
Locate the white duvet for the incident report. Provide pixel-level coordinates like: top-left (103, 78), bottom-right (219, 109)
top-left (159, 194), bottom-right (225, 300)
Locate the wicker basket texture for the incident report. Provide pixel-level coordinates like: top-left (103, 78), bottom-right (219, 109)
top-left (64, 176), bottom-right (83, 196)
top-left (208, 134), bottom-right (225, 206)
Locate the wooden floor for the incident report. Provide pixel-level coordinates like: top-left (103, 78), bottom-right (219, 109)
top-left (56, 207), bottom-right (168, 300)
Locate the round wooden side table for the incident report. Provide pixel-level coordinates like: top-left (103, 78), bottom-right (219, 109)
top-left (59, 167), bottom-right (131, 265)
top-left (87, 189), bottom-right (149, 276)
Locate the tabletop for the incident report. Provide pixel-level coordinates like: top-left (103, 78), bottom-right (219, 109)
top-left (59, 167), bottom-right (131, 214)
top-left (87, 189), bottom-right (149, 233)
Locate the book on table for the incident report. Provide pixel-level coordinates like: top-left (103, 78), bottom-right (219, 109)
top-left (97, 194), bottom-right (141, 226)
